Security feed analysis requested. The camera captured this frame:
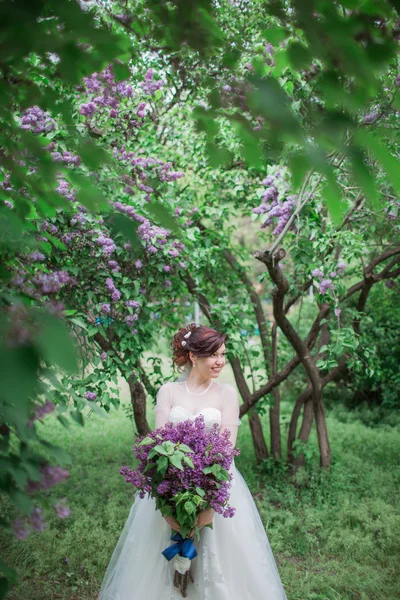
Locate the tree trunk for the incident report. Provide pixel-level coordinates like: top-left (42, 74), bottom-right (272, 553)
top-left (249, 409), bottom-right (269, 463)
top-left (128, 374), bottom-right (150, 436)
top-left (287, 387), bottom-right (309, 465)
top-left (269, 389), bottom-right (282, 458)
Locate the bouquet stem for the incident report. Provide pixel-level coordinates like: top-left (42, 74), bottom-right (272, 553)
top-left (173, 566), bottom-right (194, 597)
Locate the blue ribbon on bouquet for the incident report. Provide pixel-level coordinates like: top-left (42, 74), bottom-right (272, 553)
top-left (162, 532), bottom-right (198, 561)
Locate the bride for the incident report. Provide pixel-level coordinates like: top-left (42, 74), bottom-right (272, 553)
top-left (98, 324), bottom-right (288, 600)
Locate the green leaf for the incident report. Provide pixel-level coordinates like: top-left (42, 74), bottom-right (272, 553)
top-left (106, 213), bottom-right (141, 250)
top-left (347, 145), bottom-right (380, 208)
top-left (287, 42), bottom-right (312, 70)
top-left (183, 455), bottom-right (194, 468)
top-left (356, 130), bottom-right (400, 196)
top-left (138, 437), bottom-right (155, 446)
top-left (39, 440), bottom-right (72, 466)
top-left (0, 577), bottom-right (9, 600)
top-left (169, 454), bottom-right (184, 471)
top-left (156, 455), bottom-right (168, 474)
top-left (70, 317), bottom-right (88, 331)
top-left (184, 501), bottom-right (195, 515)
top-left (178, 444), bottom-right (194, 454)
top-left (154, 445), bottom-right (169, 457)
top-left (77, 141), bottom-right (112, 171)
top-left (70, 411), bottom-right (84, 426)
top-left (262, 27), bottom-right (288, 45)
top-left (144, 202), bottom-right (180, 236)
top-left (35, 312), bottom-right (78, 374)
top-left (0, 559), bottom-right (17, 583)
top-left (9, 489), bottom-right (32, 515)
top-left (112, 63), bottom-right (131, 81)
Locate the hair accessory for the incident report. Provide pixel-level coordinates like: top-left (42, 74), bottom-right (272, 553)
top-left (181, 340), bottom-right (187, 347)
top-left (183, 331), bottom-right (192, 339)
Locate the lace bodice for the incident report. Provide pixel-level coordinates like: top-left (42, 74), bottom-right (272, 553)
top-left (168, 405), bottom-right (223, 430)
top-left (154, 381), bottom-right (241, 446)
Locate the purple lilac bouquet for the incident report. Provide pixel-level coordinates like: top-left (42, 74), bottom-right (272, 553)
top-left (120, 415), bottom-right (239, 597)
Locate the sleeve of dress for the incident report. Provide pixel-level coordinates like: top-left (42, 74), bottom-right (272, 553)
top-left (220, 384), bottom-right (241, 447)
top-left (154, 383), bottom-right (172, 429)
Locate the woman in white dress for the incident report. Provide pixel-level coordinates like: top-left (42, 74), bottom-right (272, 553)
top-left (98, 324), bottom-right (288, 600)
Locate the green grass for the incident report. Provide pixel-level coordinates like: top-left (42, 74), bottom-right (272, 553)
top-left (2, 388), bottom-right (400, 600)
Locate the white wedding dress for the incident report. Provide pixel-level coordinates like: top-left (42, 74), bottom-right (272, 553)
top-left (98, 381), bottom-right (288, 600)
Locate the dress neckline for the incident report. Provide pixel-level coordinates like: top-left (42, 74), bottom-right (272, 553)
top-left (184, 380), bottom-right (213, 396)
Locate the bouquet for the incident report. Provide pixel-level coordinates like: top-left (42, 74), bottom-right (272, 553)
top-left (120, 414), bottom-right (240, 597)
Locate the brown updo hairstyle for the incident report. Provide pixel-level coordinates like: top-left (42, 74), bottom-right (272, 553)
top-left (171, 323), bottom-right (228, 369)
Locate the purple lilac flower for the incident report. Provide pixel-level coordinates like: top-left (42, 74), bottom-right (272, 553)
top-left (20, 106), bottom-right (55, 134)
top-left (30, 507), bottom-right (46, 532)
top-left (97, 235), bottom-right (116, 256)
top-left (137, 102), bottom-right (147, 118)
top-left (54, 500), bottom-right (71, 519)
top-left (108, 260), bottom-right (120, 272)
top-left (320, 278), bottom-right (335, 295)
top-left (125, 300), bottom-right (140, 308)
top-left (125, 314), bottom-right (138, 326)
top-left (28, 401), bottom-right (55, 427)
top-left (79, 102), bottom-right (97, 117)
top-left (163, 265), bottom-right (171, 272)
top-left (28, 251), bottom-right (46, 263)
top-left (253, 116), bottom-right (263, 131)
top-left (25, 464), bottom-right (70, 494)
top-left (140, 69), bottom-right (164, 96)
top-left (56, 179), bottom-right (75, 201)
top-left (334, 307), bottom-right (342, 317)
top-left (363, 111), bottom-right (378, 124)
top-left (135, 259), bottom-right (143, 269)
top-left (337, 260), bottom-right (346, 273)
top-left (101, 351), bottom-right (107, 360)
top-left (12, 518), bottom-right (30, 541)
top-left (101, 303), bottom-right (111, 314)
top-left (111, 290), bottom-right (121, 302)
top-left (84, 391), bottom-right (97, 400)
top-left (312, 268), bottom-right (324, 279)
top-left (51, 151), bottom-right (81, 166)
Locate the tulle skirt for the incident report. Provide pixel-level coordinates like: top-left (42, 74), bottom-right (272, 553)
top-left (98, 460), bottom-right (288, 600)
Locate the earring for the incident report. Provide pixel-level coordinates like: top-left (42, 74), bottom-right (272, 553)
top-left (192, 362), bottom-right (196, 368)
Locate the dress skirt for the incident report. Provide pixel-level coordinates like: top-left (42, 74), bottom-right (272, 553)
top-left (98, 460), bottom-right (288, 600)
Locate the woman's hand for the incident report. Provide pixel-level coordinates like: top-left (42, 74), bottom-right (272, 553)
top-left (163, 515), bottom-right (181, 534)
top-left (189, 507), bottom-right (215, 537)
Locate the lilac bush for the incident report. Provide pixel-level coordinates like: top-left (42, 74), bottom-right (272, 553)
top-left (252, 170), bottom-right (297, 235)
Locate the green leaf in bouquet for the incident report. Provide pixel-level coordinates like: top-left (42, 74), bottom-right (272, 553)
top-left (154, 445), bottom-right (169, 456)
top-left (156, 455), bottom-right (169, 474)
top-left (192, 495), bottom-right (205, 507)
top-left (138, 437), bottom-right (156, 446)
top-left (143, 462), bottom-right (156, 474)
top-left (183, 455), bottom-right (194, 468)
top-left (184, 501), bottom-right (196, 515)
top-left (195, 487), bottom-right (205, 498)
top-left (215, 467), bottom-right (230, 482)
top-left (169, 454), bottom-right (184, 471)
top-left (147, 448), bottom-right (158, 459)
top-left (178, 443), bottom-right (194, 454)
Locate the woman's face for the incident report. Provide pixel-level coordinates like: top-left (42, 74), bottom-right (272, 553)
top-left (192, 344), bottom-right (226, 379)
